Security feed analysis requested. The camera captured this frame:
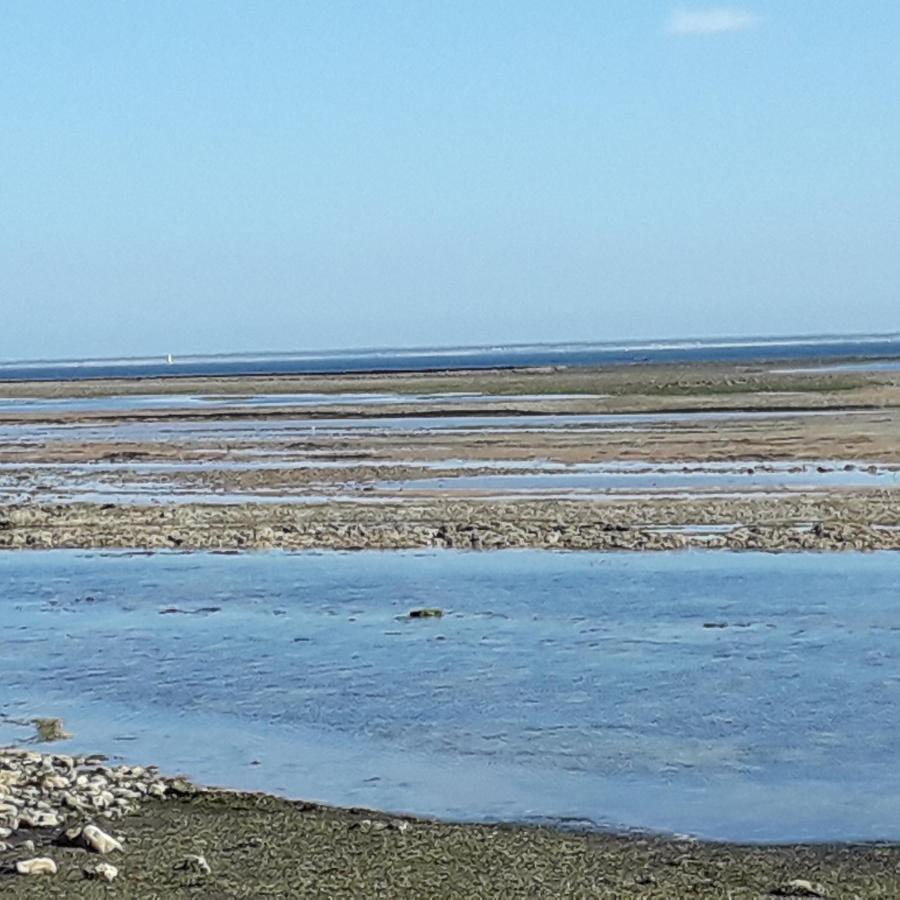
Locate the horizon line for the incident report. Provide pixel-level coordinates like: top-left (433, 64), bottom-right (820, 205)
top-left (1, 330), bottom-right (899, 369)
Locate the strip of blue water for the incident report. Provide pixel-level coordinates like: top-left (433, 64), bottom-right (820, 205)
top-left (2, 335), bottom-right (899, 381)
top-left (2, 549), bottom-right (898, 843)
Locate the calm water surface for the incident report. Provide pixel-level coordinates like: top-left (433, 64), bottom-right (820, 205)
top-left (3, 459), bottom-right (894, 507)
top-left (0, 408), bottom-right (868, 451)
top-left (3, 334), bottom-right (898, 380)
top-left (385, 463), bottom-right (900, 493)
top-left (1, 549), bottom-right (898, 843)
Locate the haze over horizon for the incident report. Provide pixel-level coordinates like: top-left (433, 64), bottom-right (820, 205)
top-left (2, 2), bottom-right (898, 360)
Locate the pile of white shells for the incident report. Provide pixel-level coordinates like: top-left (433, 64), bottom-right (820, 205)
top-left (1, 746), bottom-right (194, 879)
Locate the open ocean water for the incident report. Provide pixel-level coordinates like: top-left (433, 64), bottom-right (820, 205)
top-left (2, 334), bottom-right (899, 381)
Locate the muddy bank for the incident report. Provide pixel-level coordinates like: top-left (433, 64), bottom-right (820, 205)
top-left (2, 750), bottom-right (899, 899)
top-left (1, 495), bottom-right (898, 552)
top-left (2, 355), bottom-right (898, 399)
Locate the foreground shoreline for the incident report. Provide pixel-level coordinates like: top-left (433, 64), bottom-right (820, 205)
top-left (2, 748), bottom-right (900, 898)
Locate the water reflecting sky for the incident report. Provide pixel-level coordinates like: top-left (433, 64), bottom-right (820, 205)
top-left (1, 549), bottom-right (898, 842)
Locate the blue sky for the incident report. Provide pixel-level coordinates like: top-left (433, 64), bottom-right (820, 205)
top-left (1, 2), bottom-right (898, 359)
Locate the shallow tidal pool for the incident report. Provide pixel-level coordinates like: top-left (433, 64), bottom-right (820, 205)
top-left (1, 548), bottom-right (898, 843)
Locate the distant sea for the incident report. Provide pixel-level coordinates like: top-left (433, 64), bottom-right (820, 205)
top-left (1, 334), bottom-right (899, 382)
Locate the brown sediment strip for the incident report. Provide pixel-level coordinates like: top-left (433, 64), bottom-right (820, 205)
top-left (3, 408), bottom-right (900, 466)
top-left (1, 494), bottom-right (898, 552)
top-left (1, 757), bottom-right (899, 898)
top-left (0, 355), bottom-right (897, 399)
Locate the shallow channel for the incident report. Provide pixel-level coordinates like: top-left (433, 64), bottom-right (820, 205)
top-left (1, 549), bottom-right (898, 843)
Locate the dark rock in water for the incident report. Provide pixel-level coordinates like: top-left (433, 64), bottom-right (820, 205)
top-left (159, 606), bottom-right (222, 615)
top-left (409, 608), bottom-right (443, 619)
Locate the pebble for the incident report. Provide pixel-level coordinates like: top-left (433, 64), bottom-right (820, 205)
top-left (19, 809), bottom-right (60, 828)
top-left (16, 857), bottom-right (58, 876)
top-left (357, 817), bottom-right (412, 833)
top-left (178, 853), bottom-right (212, 875)
top-left (80, 823), bottom-right (124, 854)
top-left (770, 880), bottom-right (828, 898)
top-left (84, 861), bottom-right (119, 882)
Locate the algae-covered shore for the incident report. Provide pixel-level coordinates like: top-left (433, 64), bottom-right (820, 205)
top-left (3, 494), bottom-right (900, 552)
top-left (3, 763), bottom-right (900, 899)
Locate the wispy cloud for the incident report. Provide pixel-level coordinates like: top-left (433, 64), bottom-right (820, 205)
top-left (667, 7), bottom-right (762, 35)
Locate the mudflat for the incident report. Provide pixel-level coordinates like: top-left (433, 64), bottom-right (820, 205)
top-left (1, 359), bottom-right (898, 550)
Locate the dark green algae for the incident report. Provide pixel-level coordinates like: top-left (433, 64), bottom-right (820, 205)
top-left (2, 790), bottom-right (900, 898)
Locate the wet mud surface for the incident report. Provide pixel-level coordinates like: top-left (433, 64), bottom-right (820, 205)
top-left (4, 789), bottom-right (900, 899)
top-left (0, 361), bottom-right (898, 549)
